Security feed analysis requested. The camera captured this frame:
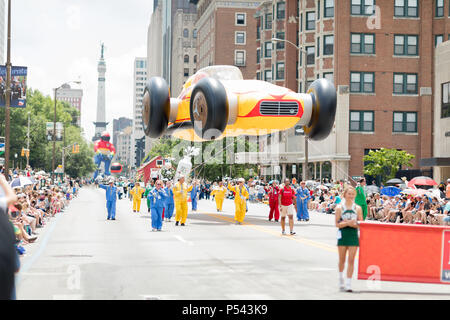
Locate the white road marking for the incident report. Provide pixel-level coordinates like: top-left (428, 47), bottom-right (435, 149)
top-left (20, 272), bottom-right (67, 276)
top-left (225, 293), bottom-right (273, 300)
top-left (173, 235), bottom-right (194, 246)
top-left (139, 294), bottom-right (179, 300)
top-left (53, 294), bottom-right (83, 300)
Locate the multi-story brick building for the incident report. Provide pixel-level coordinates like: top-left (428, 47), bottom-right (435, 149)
top-left (191, 0), bottom-right (262, 79)
top-left (256, 0), bottom-right (450, 182)
top-left (56, 83), bottom-right (83, 127)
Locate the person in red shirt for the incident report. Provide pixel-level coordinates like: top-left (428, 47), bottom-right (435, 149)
top-left (278, 178), bottom-right (297, 235)
top-left (268, 180), bottom-right (280, 222)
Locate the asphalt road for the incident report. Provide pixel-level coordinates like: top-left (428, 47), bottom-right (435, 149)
top-left (16, 186), bottom-right (450, 300)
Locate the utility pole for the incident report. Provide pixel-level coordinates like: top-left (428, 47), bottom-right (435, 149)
top-left (4, 0), bottom-right (11, 179)
top-left (303, 48), bottom-right (309, 182)
top-left (27, 111), bottom-right (30, 167)
top-left (52, 87), bottom-right (57, 183)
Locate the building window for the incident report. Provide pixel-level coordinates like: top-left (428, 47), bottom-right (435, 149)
top-left (350, 111), bottom-right (374, 132)
top-left (257, 24), bottom-right (260, 40)
top-left (306, 12), bottom-right (315, 30)
top-left (265, 70), bottom-right (272, 82)
top-left (277, 2), bottom-right (286, 19)
top-left (193, 29), bottom-right (198, 39)
top-left (394, 35), bottom-right (418, 55)
top-left (324, 0), bottom-right (334, 17)
top-left (235, 31), bottom-right (246, 45)
top-left (276, 32), bottom-right (285, 49)
top-left (351, 0), bottom-right (375, 16)
top-left (323, 72), bottom-right (334, 84)
top-left (435, 34), bottom-right (444, 47)
top-left (276, 62), bottom-right (285, 80)
top-left (394, 0), bottom-right (418, 17)
top-left (265, 41), bottom-right (272, 58)
top-left (436, 0), bottom-right (444, 17)
top-left (351, 33), bottom-right (375, 54)
top-left (256, 48), bottom-right (260, 64)
top-left (317, 37), bottom-right (320, 57)
top-left (324, 35), bottom-right (334, 55)
top-left (300, 13), bottom-right (303, 32)
top-left (235, 51), bottom-right (245, 66)
top-left (184, 68), bottom-right (189, 77)
top-left (256, 72), bottom-right (261, 80)
top-left (350, 72), bottom-right (375, 93)
top-left (194, 55), bottom-right (197, 63)
top-left (184, 55), bottom-right (189, 63)
top-left (442, 82), bottom-right (450, 118)
top-left (393, 112), bottom-right (417, 133)
top-left (393, 73), bottom-right (418, 94)
top-left (265, 13), bottom-right (272, 29)
top-left (183, 29), bottom-right (189, 38)
top-left (306, 80), bottom-right (314, 90)
top-left (236, 13), bottom-right (246, 25)
top-left (306, 46), bottom-right (315, 65)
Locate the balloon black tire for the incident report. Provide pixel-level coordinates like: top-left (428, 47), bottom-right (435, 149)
top-left (303, 78), bottom-right (337, 141)
top-left (190, 77), bottom-right (228, 141)
top-left (143, 77), bottom-right (170, 139)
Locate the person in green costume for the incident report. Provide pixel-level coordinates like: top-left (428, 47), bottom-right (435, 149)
top-left (355, 178), bottom-right (368, 220)
top-left (144, 180), bottom-right (155, 213)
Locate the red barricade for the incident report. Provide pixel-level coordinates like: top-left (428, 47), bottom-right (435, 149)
top-left (358, 222), bottom-right (450, 284)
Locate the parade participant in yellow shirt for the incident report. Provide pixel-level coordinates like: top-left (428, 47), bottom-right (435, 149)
top-left (228, 178), bottom-right (249, 224)
top-left (130, 182), bottom-right (145, 213)
top-left (211, 181), bottom-right (227, 212)
top-left (173, 176), bottom-right (193, 226)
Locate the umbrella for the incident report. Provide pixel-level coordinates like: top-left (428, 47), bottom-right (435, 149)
top-left (401, 188), bottom-right (429, 197)
top-left (36, 170), bottom-right (46, 175)
top-left (10, 176), bottom-right (34, 188)
top-left (318, 185), bottom-right (329, 190)
top-left (365, 185), bottom-right (380, 195)
top-left (408, 176), bottom-right (437, 187)
top-left (380, 186), bottom-right (401, 197)
top-left (386, 178), bottom-right (403, 185)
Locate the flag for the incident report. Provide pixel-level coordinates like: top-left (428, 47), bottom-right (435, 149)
top-left (0, 143), bottom-right (4, 156)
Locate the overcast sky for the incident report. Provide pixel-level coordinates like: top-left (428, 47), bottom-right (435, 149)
top-left (9, 0), bottom-right (153, 140)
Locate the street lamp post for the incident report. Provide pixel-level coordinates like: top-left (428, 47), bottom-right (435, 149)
top-left (27, 111), bottom-right (30, 167)
top-left (3, 0), bottom-right (11, 179)
top-left (271, 37), bottom-right (309, 181)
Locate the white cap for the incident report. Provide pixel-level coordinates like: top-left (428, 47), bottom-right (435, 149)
top-left (238, 178), bottom-right (245, 183)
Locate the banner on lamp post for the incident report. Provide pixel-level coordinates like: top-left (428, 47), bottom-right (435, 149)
top-left (0, 66), bottom-right (27, 108)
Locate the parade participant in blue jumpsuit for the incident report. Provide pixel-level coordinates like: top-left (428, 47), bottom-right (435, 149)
top-left (164, 181), bottom-right (175, 222)
top-left (148, 180), bottom-right (167, 231)
top-left (190, 181), bottom-right (200, 212)
top-left (296, 181), bottom-right (310, 221)
top-left (99, 178), bottom-right (118, 220)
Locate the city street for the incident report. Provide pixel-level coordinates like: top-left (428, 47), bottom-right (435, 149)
top-left (16, 186), bottom-right (450, 300)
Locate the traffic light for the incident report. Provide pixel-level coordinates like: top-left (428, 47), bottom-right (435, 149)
top-left (21, 148), bottom-right (25, 157)
top-left (72, 143), bottom-right (80, 154)
top-left (25, 150), bottom-right (30, 158)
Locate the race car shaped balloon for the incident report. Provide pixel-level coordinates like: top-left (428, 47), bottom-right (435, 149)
top-left (142, 65), bottom-right (336, 142)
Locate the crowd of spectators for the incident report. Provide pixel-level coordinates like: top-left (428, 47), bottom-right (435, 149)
top-left (303, 178), bottom-right (450, 225)
top-left (0, 165), bottom-right (82, 255)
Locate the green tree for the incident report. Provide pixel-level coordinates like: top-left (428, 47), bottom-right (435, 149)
top-left (0, 88), bottom-right (94, 177)
top-left (145, 136), bottom-right (259, 181)
top-left (363, 148), bottom-right (415, 184)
